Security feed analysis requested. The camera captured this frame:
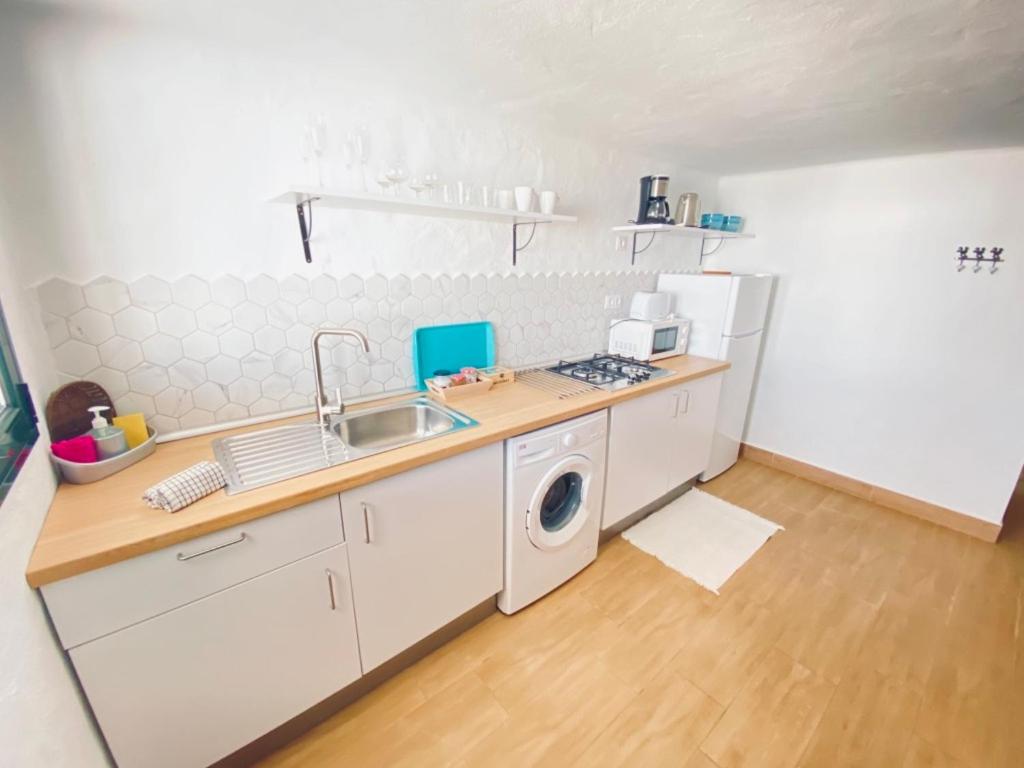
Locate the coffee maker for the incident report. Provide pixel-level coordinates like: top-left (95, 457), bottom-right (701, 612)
top-left (635, 175), bottom-right (674, 224)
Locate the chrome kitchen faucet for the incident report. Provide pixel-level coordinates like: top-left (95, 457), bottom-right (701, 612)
top-left (311, 328), bottom-right (371, 426)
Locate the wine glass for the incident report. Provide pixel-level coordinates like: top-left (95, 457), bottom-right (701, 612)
top-left (423, 172), bottom-right (439, 201)
top-left (376, 172), bottom-right (392, 196)
top-left (346, 126), bottom-right (370, 191)
top-left (385, 165), bottom-right (407, 197)
top-left (308, 114), bottom-right (327, 186)
top-left (408, 177), bottom-right (427, 199)
top-left (300, 128), bottom-right (316, 185)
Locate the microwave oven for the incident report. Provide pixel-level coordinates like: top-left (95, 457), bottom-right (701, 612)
top-left (607, 317), bottom-right (690, 361)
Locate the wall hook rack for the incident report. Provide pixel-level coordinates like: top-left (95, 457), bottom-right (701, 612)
top-left (271, 187), bottom-right (577, 266)
top-left (955, 246), bottom-right (1005, 274)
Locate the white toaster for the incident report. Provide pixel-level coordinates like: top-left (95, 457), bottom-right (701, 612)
top-left (629, 291), bottom-right (671, 321)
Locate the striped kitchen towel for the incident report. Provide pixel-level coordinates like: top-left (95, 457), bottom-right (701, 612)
top-left (143, 461), bottom-right (226, 512)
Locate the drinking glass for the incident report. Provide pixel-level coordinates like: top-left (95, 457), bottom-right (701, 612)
top-left (423, 172), bottom-right (439, 201)
top-left (408, 178), bottom-right (427, 199)
top-left (385, 164), bottom-right (407, 196)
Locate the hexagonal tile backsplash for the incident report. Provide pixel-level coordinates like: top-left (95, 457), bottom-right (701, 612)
top-left (39, 272), bottom-right (659, 434)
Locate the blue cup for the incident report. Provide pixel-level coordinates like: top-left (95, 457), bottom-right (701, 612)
top-left (723, 215), bottom-right (744, 233)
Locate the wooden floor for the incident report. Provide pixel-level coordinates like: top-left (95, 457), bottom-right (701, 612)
top-left (259, 459), bottom-right (1024, 768)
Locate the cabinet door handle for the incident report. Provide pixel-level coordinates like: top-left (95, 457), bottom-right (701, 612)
top-left (325, 568), bottom-right (338, 610)
top-left (176, 532), bottom-right (247, 562)
top-left (679, 390), bottom-right (690, 415)
top-left (672, 393), bottom-right (681, 418)
top-left (361, 502), bottom-right (373, 544)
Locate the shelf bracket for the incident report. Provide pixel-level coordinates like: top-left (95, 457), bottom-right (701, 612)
top-left (512, 222), bottom-right (541, 267)
top-left (699, 235), bottom-right (726, 265)
top-left (630, 232), bottom-right (657, 265)
top-left (295, 197), bottom-right (319, 264)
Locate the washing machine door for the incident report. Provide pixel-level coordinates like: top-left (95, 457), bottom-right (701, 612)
top-left (526, 455), bottom-right (594, 551)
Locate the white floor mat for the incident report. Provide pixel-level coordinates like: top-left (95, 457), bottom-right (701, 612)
top-left (621, 488), bottom-right (783, 594)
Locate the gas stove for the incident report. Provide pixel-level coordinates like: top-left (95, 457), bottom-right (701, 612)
top-left (545, 353), bottom-right (672, 391)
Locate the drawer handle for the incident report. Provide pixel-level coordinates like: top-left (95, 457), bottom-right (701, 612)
top-left (361, 502), bottom-right (374, 544)
top-left (176, 532), bottom-right (248, 562)
top-left (325, 568), bottom-right (338, 611)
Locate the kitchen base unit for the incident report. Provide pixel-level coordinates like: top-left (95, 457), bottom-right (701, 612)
top-left (71, 544), bottom-right (361, 768)
top-left (602, 372), bottom-right (723, 530)
top-left (42, 444), bottom-right (504, 768)
top-left (340, 442), bottom-right (503, 672)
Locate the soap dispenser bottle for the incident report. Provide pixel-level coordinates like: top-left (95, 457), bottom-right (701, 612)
top-left (88, 406), bottom-right (128, 460)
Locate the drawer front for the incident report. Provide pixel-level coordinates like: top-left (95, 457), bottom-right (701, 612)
top-left (43, 495), bottom-right (344, 649)
top-left (70, 544), bottom-right (362, 768)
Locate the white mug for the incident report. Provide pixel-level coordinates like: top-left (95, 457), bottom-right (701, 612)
top-left (539, 190), bottom-right (558, 215)
top-left (514, 186), bottom-right (534, 213)
top-left (497, 189), bottom-right (515, 210)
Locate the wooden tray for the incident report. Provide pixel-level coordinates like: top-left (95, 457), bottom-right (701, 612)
top-left (426, 378), bottom-right (494, 402)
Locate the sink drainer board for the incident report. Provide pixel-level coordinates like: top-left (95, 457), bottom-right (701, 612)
top-left (516, 368), bottom-right (602, 399)
top-left (213, 423), bottom-right (349, 494)
top-left (212, 397), bottom-right (478, 494)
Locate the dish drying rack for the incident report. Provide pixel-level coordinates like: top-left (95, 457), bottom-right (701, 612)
top-left (515, 368), bottom-right (602, 399)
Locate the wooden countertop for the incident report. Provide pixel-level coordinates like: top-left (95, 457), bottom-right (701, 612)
top-left (26, 355), bottom-right (729, 587)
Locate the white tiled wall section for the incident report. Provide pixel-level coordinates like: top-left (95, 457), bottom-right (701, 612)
top-left (39, 272), bottom-right (659, 432)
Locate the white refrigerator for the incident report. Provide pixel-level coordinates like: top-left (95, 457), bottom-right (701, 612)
top-left (656, 273), bottom-right (774, 480)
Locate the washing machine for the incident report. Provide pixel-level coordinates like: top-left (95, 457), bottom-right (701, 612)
top-left (498, 409), bottom-right (608, 614)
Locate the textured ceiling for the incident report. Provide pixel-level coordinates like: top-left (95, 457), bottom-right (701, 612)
top-left (436, 0), bottom-right (1024, 171)
top-left (12, 0), bottom-right (1024, 172)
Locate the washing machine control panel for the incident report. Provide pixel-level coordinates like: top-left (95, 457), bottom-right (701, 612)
top-left (513, 411), bottom-right (607, 468)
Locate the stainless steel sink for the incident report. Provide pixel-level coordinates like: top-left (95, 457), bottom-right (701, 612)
top-left (213, 396), bottom-right (478, 494)
top-left (331, 399), bottom-right (460, 450)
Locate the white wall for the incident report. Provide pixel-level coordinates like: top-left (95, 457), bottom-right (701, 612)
top-left (4, 3), bottom-right (717, 434)
top-left (716, 148), bottom-right (1024, 524)
top-left (0, 7), bottom-right (108, 763)
top-left (10, 3), bottom-right (716, 284)
top-left (0, 237), bottom-right (108, 764)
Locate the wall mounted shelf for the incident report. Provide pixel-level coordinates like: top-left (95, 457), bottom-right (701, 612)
top-left (611, 223), bottom-right (755, 265)
top-left (271, 186), bottom-right (577, 266)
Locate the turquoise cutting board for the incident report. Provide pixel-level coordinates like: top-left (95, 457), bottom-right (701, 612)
top-left (412, 322), bottom-right (496, 390)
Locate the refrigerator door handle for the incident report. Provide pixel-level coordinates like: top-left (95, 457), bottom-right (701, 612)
top-left (724, 329), bottom-right (762, 339)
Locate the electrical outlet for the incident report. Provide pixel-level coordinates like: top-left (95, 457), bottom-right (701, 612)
top-left (604, 295), bottom-right (622, 310)
top-left (614, 236), bottom-right (628, 251)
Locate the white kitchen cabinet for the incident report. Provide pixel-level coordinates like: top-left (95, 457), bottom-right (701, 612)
top-left (665, 372), bottom-right (724, 489)
top-left (603, 386), bottom-right (679, 529)
top-left (43, 496), bottom-right (344, 650)
top-left (340, 443), bottom-right (503, 672)
top-left (603, 373), bottom-right (723, 530)
top-left (70, 544), bottom-right (362, 768)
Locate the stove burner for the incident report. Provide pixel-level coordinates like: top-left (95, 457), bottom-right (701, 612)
top-left (569, 368), bottom-right (615, 385)
top-left (545, 353), bottom-right (666, 390)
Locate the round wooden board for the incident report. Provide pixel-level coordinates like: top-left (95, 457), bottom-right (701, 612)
top-left (45, 381), bottom-right (117, 443)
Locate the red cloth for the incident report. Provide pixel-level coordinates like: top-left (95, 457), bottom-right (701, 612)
top-left (51, 435), bottom-right (99, 463)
